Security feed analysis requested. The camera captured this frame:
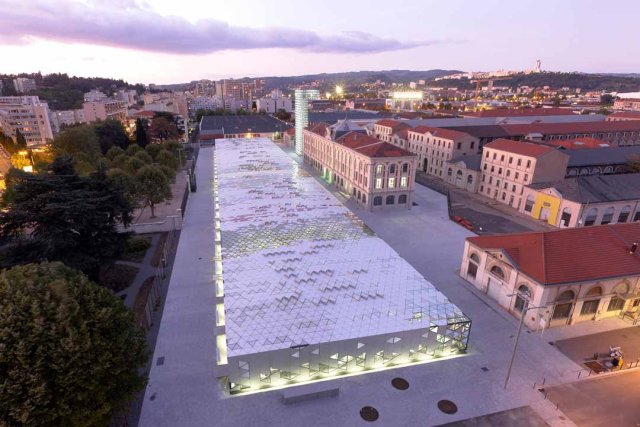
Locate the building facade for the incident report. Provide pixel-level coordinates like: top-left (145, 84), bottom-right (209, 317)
top-left (303, 126), bottom-right (416, 211)
top-left (0, 96), bottom-right (53, 146)
top-left (255, 97), bottom-right (293, 114)
top-left (460, 223), bottom-right (640, 330)
top-left (49, 109), bottom-right (86, 133)
top-left (294, 89), bottom-right (320, 156)
top-left (13, 78), bottom-right (36, 94)
top-left (479, 139), bottom-right (568, 209)
top-left (83, 99), bottom-right (128, 123)
top-left (406, 126), bottom-right (479, 176)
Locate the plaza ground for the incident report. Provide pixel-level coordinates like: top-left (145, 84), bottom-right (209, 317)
top-left (545, 370), bottom-right (640, 427)
top-left (139, 142), bottom-right (640, 427)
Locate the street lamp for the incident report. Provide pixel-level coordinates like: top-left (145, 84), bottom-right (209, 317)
top-left (503, 294), bottom-right (546, 389)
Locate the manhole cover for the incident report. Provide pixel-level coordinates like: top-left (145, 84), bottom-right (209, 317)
top-left (437, 400), bottom-right (458, 414)
top-left (391, 377), bottom-right (409, 390)
top-left (360, 406), bottom-right (379, 422)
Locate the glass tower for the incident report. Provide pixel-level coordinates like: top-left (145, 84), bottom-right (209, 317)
top-left (294, 89), bottom-right (320, 156)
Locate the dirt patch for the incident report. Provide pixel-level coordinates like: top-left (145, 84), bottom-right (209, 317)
top-left (133, 276), bottom-right (156, 329)
top-left (99, 263), bottom-right (139, 292)
top-left (151, 232), bottom-right (169, 267)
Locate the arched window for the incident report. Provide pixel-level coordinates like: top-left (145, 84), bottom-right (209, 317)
top-left (457, 170), bottom-right (463, 178)
top-left (552, 290), bottom-right (575, 319)
top-left (601, 207), bottom-right (614, 225)
top-left (447, 168), bottom-right (453, 177)
top-left (398, 194), bottom-right (407, 204)
top-left (583, 208), bottom-right (598, 226)
top-left (490, 265), bottom-right (505, 279)
top-left (560, 207), bottom-right (572, 227)
top-left (618, 206), bottom-right (632, 223)
top-left (376, 164), bottom-right (384, 175)
top-left (389, 164), bottom-right (396, 174)
top-left (386, 195), bottom-right (395, 205)
top-left (568, 169), bottom-right (578, 176)
top-left (470, 253), bottom-right (480, 263)
top-left (467, 174), bottom-right (473, 184)
top-left (604, 166), bottom-right (614, 174)
top-left (580, 168), bottom-right (590, 176)
top-left (514, 285), bottom-right (531, 312)
top-left (402, 163), bottom-right (409, 173)
top-left (373, 196), bottom-right (382, 206)
top-left (581, 286), bottom-right (602, 315)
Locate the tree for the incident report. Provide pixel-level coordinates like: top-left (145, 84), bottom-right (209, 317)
top-left (106, 145), bottom-right (125, 160)
top-left (107, 168), bottom-right (138, 207)
top-left (126, 143), bottom-right (143, 156)
top-left (600, 94), bottom-right (614, 106)
top-left (274, 109), bottom-right (291, 121)
top-left (52, 124), bottom-right (100, 157)
top-left (145, 143), bottom-right (161, 159)
top-left (0, 157), bottom-right (132, 280)
top-left (0, 131), bottom-right (17, 154)
top-left (94, 119), bottom-right (130, 153)
top-left (124, 156), bottom-right (146, 175)
top-left (134, 150), bottom-right (153, 164)
top-left (15, 129), bottom-right (27, 149)
top-left (135, 118), bottom-right (149, 147)
top-left (136, 164), bottom-right (171, 218)
top-left (0, 262), bottom-right (147, 426)
top-left (149, 116), bottom-right (179, 142)
top-left (156, 149), bottom-right (179, 170)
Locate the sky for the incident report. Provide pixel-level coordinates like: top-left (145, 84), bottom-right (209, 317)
top-left (0, 0), bottom-right (639, 84)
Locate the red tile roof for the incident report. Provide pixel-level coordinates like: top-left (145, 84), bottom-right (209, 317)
top-left (608, 111), bottom-right (640, 120)
top-left (375, 119), bottom-right (410, 130)
top-left (484, 138), bottom-right (560, 158)
top-left (411, 125), bottom-right (471, 141)
top-left (467, 223), bottom-right (640, 286)
top-left (307, 122), bottom-right (329, 136)
top-left (133, 110), bottom-right (156, 118)
top-left (336, 132), bottom-right (414, 158)
top-left (393, 128), bottom-right (409, 139)
top-left (546, 137), bottom-right (610, 150)
top-left (464, 108), bottom-right (575, 118)
top-left (500, 120), bottom-right (640, 136)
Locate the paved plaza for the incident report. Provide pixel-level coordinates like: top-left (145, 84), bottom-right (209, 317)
top-left (139, 142), bottom-right (640, 427)
top-left (554, 326), bottom-right (640, 369)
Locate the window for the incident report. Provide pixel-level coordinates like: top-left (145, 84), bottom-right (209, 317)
top-left (500, 155), bottom-right (505, 161)
top-left (490, 265), bottom-right (505, 279)
top-left (402, 163), bottom-right (409, 173)
top-left (552, 290), bottom-right (575, 319)
top-left (388, 177), bottom-right (396, 188)
top-left (581, 300), bottom-right (599, 315)
top-left (561, 207), bottom-right (572, 227)
top-left (524, 195), bottom-right (535, 213)
top-left (389, 164), bottom-right (396, 174)
top-left (471, 142), bottom-right (475, 150)
top-left (526, 160), bottom-right (531, 168)
top-left (509, 156), bottom-right (513, 164)
top-left (501, 192), bottom-right (506, 201)
top-left (480, 185), bottom-right (484, 192)
top-left (485, 151), bottom-right (489, 158)
top-left (493, 153), bottom-right (497, 160)
top-left (601, 207), bottom-right (614, 225)
top-left (398, 194), bottom-right (407, 204)
top-left (517, 158), bottom-right (522, 166)
top-left (400, 176), bottom-right (408, 187)
top-left (457, 142), bottom-right (461, 150)
top-left (491, 166), bottom-right (495, 173)
top-left (506, 170), bottom-right (510, 177)
top-left (515, 172), bottom-right (519, 179)
top-left (489, 177), bottom-right (493, 184)
top-left (467, 175), bottom-right (473, 184)
top-left (498, 167), bottom-right (502, 174)
top-left (584, 208), bottom-right (598, 226)
top-left (447, 168), bottom-right (453, 177)
top-left (524, 174), bottom-right (529, 183)
top-left (375, 178), bottom-right (383, 189)
top-left (386, 195), bottom-right (395, 205)
top-left (608, 297), bottom-right (625, 312)
top-left (618, 206), bottom-right (631, 223)
top-left (373, 196), bottom-right (382, 206)
top-left (376, 164), bottom-right (384, 175)
top-left (514, 285), bottom-right (531, 312)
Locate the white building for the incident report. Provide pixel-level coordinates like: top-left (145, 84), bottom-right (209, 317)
top-left (49, 109), bottom-right (86, 133)
top-left (256, 97), bottom-right (293, 113)
top-left (13, 78), bottom-right (36, 94)
top-left (0, 96), bottom-right (53, 146)
top-left (294, 89), bottom-right (320, 155)
top-left (188, 96), bottom-right (223, 116)
top-left (115, 89), bottom-right (138, 106)
top-left (83, 89), bottom-right (108, 102)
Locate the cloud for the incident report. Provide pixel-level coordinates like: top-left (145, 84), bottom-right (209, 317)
top-left (0, 0), bottom-right (453, 55)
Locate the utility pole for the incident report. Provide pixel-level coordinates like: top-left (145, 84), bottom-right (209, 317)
top-left (504, 297), bottom-right (546, 389)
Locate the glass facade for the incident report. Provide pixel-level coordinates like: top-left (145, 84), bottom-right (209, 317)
top-left (294, 89), bottom-right (320, 156)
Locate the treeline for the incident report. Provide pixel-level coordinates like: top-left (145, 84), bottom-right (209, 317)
top-left (0, 72), bottom-right (145, 109)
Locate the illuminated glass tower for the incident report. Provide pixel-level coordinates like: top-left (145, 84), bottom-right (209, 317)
top-left (294, 89), bottom-right (320, 156)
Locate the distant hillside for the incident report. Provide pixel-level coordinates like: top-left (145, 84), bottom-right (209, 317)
top-left (429, 72), bottom-right (640, 92)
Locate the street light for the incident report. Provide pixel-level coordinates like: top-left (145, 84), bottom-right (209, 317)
top-left (503, 294), bottom-right (547, 389)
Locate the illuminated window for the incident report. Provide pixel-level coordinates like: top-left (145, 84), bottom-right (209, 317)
top-left (388, 177), bottom-right (396, 188)
top-left (375, 178), bottom-right (383, 189)
top-left (400, 177), bottom-right (408, 187)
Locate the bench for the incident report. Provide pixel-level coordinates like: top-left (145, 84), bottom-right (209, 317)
top-left (282, 381), bottom-right (340, 404)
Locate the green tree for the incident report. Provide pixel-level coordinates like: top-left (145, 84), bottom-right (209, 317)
top-left (15, 129), bottom-right (27, 149)
top-left (0, 131), bottom-right (17, 154)
top-left (145, 143), bottom-right (161, 159)
top-left (107, 168), bottom-right (138, 207)
top-left (106, 146), bottom-right (125, 160)
top-left (134, 150), bottom-right (153, 164)
top-left (0, 157), bottom-right (132, 279)
top-left (158, 164), bottom-right (176, 183)
top-left (124, 156), bottom-right (146, 175)
top-left (0, 262), bottom-right (147, 426)
top-left (52, 124), bottom-right (100, 157)
top-left (156, 149), bottom-right (179, 170)
top-left (136, 164), bottom-right (171, 218)
top-left (126, 144), bottom-right (143, 156)
top-left (600, 94), bottom-right (615, 106)
top-left (94, 119), bottom-right (130, 153)
top-left (135, 117), bottom-right (149, 148)
top-left (111, 153), bottom-right (130, 170)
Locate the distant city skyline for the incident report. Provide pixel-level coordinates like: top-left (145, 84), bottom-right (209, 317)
top-left (1, 0), bottom-right (639, 84)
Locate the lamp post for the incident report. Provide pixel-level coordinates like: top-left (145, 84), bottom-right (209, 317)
top-left (503, 295), bottom-right (546, 389)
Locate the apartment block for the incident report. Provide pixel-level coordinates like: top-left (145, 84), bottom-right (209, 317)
top-left (0, 96), bottom-right (53, 146)
top-left (479, 139), bottom-right (568, 209)
top-left (13, 78), bottom-right (37, 94)
top-left (83, 99), bottom-right (127, 123)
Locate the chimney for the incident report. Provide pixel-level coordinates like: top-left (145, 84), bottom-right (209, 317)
top-left (631, 241), bottom-right (639, 255)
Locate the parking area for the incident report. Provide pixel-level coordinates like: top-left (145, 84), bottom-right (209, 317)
top-left (554, 326), bottom-right (640, 369)
top-left (545, 370), bottom-right (640, 427)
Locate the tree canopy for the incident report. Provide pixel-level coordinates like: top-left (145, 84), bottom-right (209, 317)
top-left (0, 262), bottom-right (147, 426)
top-left (52, 124), bottom-right (100, 157)
top-left (135, 164), bottom-right (171, 218)
top-left (0, 157), bottom-right (132, 280)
